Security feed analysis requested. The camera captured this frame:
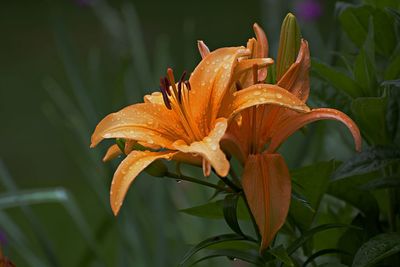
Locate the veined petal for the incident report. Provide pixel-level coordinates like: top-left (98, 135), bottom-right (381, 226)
top-left (233, 58), bottom-right (274, 79)
top-left (253, 23), bottom-right (269, 58)
top-left (277, 39), bottom-right (310, 102)
top-left (103, 144), bottom-right (122, 162)
top-left (91, 103), bottom-right (187, 149)
top-left (267, 108), bottom-right (362, 153)
top-left (173, 118), bottom-right (230, 177)
top-left (242, 153), bottom-right (291, 251)
top-left (189, 47), bottom-right (249, 134)
top-left (226, 84), bottom-right (310, 119)
top-left (110, 150), bottom-right (176, 215)
top-left (197, 40), bottom-right (210, 59)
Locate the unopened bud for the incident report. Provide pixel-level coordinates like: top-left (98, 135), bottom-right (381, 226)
top-left (276, 13), bottom-right (301, 81)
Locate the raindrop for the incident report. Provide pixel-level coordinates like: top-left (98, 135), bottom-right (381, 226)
top-left (276, 93), bottom-right (282, 99)
top-left (176, 179), bottom-right (182, 183)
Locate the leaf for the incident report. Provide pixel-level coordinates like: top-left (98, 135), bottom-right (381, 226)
top-left (179, 234), bottom-right (253, 266)
top-left (188, 248), bottom-right (265, 266)
top-left (180, 198), bottom-right (250, 220)
top-left (351, 97), bottom-right (390, 145)
top-left (384, 46), bottom-right (400, 80)
top-left (289, 161), bottom-right (336, 230)
top-left (352, 233), bottom-right (400, 267)
top-left (223, 194), bottom-right (245, 236)
top-left (267, 245), bottom-right (294, 266)
top-left (364, 0), bottom-right (400, 9)
top-left (328, 175), bottom-right (380, 219)
top-left (359, 176), bottom-right (400, 190)
top-left (287, 224), bottom-right (357, 255)
top-left (338, 4), bottom-right (396, 56)
top-left (333, 146), bottom-right (400, 179)
top-left (303, 249), bottom-right (349, 267)
top-left (312, 59), bottom-right (362, 98)
top-left (353, 19), bottom-right (377, 96)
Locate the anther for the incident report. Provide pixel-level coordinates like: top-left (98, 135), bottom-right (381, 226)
top-left (184, 80), bottom-right (191, 91)
top-left (167, 68), bottom-right (177, 91)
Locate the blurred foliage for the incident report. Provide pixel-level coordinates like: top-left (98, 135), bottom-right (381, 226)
top-left (0, 0), bottom-right (399, 266)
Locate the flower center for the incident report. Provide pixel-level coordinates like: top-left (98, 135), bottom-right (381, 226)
top-left (159, 68), bottom-right (203, 141)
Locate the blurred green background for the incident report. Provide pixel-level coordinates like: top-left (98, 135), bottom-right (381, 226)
top-left (0, 0), bottom-right (360, 266)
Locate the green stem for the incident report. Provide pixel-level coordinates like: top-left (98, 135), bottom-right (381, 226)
top-left (218, 175), bottom-right (242, 193)
top-left (229, 168), bottom-right (241, 186)
top-left (242, 192), bottom-right (261, 242)
top-left (164, 172), bottom-right (230, 192)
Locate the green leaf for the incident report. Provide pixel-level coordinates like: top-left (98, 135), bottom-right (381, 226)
top-left (303, 249), bottom-right (349, 267)
top-left (364, 0), bottom-right (400, 9)
top-left (312, 59), bottom-right (362, 98)
top-left (179, 234), bottom-right (253, 266)
top-left (180, 198), bottom-right (250, 220)
top-left (189, 248), bottom-right (265, 266)
top-left (359, 176), bottom-right (400, 190)
top-left (384, 45), bottom-right (400, 80)
top-left (338, 4), bottom-right (396, 56)
top-left (333, 146), bottom-right (400, 179)
top-left (353, 19), bottom-right (377, 96)
top-left (289, 161), bottom-right (336, 230)
top-left (351, 96), bottom-right (390, 145)
top-left (352, 233), bottom-right (400, 267)
top-left (223, 194), bottom-right (245, 236)
top-left (287, 224), bottom-right (357, 255)
top-left (267, 245), bottom-right (294, 266)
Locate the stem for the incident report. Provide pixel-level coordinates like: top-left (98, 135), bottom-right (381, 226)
top-left (164, 172), bottom-right (229, 192)
top-left (242, 192), bottom-right (261, 242)
top-left (217, 175), bottom-right (242, 193)
top-left (385, 166), bottom-right (397, 232)
top-left (229, 168), bottom-right (241, 186)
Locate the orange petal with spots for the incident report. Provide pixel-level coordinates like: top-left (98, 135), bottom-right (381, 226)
top-left (227, 83), bottom-right (310, 118)
top-left (103, 144), bottom-right (122, 162)
top-left (110, 150), bottom-right (176, 215)
top-left (242, 153), bottom-right (291, 251)
top-left (173, 118), bottom-right (230, 177)
top-left (90, 103), bottom-right (187, 149)
top-left (267, 108), bottom-right (362, 153)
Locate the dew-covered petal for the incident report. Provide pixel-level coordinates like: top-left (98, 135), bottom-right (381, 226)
top-left (110, 150), bottom-right (176, 215)
top-left (226, 83), bottom-right (310, 119)
top-left (188, 47), bottom-right (249, 135)
top-left (103, 144), bottom-right (122, 162)
top-left (267, 108), bottom-right (362, 153)
top-left (253, 23), bottom-right (269, 81)
top-left (173, 118), bottom-right (230, 177)
top-left (233, 58), bottom-right (274, 80)
top-left (90, 103), bottom-right (187, 149)
top-left (242, 153), bottom-right (291, 251)
top-left (277, 39), bottom-right (310, 102)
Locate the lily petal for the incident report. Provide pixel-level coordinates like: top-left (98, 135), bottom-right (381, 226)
top-left (143, 92), bottom-right (164, 105)
top-left (253, 23), bottom-right (269, 81)
top-left (267, 108), bottom-right (362, 153)
top-left (226, 84), bottom-right (310, 119)
top-left (189, 47), bottom-right (249, 133)
top-left (277, 39), bottom-right (310, 102)
top-left (173, 118), bottom-right (230, 177)
top-left (197, 40), bottom-right (210, 59)
top-left (91, 103), bottom-right (187, 149)
top-left (110, 150), bottom-right (176, 215)
top-left (242, 153), bottom-right (291, 251)
top-left (103, 144), bottom-right (122, 162)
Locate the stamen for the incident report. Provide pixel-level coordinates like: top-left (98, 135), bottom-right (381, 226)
top-left (235, 81), bottom-right (243, 91)
top-left (178, 82), bottom-right (182, 103)
top-left (179, 71), bottom-right (187, 83)
top-left (184, 80), bottom-right (191, 91)
top-left (167, 68), bottom-right (178, 93)
top-left (163, 77), bottom-right (171, 95)
top-left (160, 86), bottom-right (171, 109)
top-left (252, 64), bottom-right (258, 84)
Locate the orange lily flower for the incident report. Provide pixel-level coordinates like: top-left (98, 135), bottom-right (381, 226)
top-left (219, 24), bottom-right (362, 250)
top-left (91, 40), bottom-right (311, 215)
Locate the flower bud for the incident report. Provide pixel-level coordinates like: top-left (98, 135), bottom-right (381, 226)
top-left (276, 13), bottom-right (301, 81)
